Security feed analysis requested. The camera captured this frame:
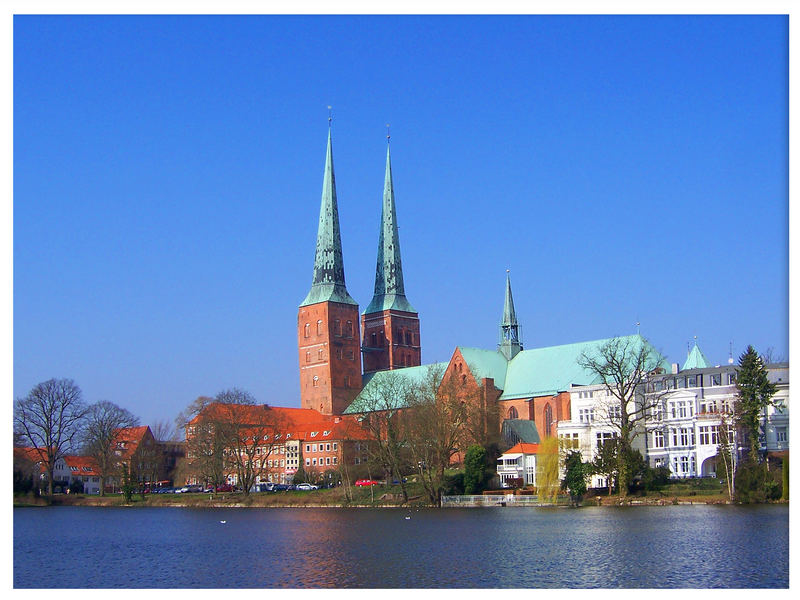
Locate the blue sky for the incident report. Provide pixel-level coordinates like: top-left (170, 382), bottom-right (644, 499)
top-left (13, 15), bottom-right (788, 429)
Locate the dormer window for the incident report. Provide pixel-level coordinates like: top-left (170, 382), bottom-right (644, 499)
top-left (286, 433), bottom-right (291, 439)
top-left (323, 430), bottom-right (331, 436)
top-left (310, 431), bottom-right (318, 437)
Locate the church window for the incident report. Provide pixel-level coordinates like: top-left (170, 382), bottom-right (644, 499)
top-left (405, 331), bottom-right (411, 345)
top-left (305, 351), bottom-right (311, 363)
top-left (312, 376), bottom-right (319, 387)
top-left (318, 349), bottom-right (324, 360)
top-left (345, 321), bottom-right (353, 337)
top-left (544, 404), bottom-right (553, 437)
top-left (317, 320), bottom-right (323, 335)
top-left (304, 323), bottom-right (310, 338)
top-left (371, 333), bottom-right (377, 347)
top-left (334, 320), bottom-right (341, 336)
top-left (508, 406), bottom-right (519, 419)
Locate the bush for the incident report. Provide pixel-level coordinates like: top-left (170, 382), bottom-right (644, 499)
top-left (735, 460), bottom-right (782, 503)
top-left (464, 445), bottom-right (486, 495)
top-left (442, 472), bottom-right (464, 495)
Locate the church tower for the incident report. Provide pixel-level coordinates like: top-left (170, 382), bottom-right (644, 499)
top-left (498, 271), bottom-right (522, 360)
top-left (298, 127), bottom-right (362, 415)
top-left (361, 139), bottom-right (421, 373)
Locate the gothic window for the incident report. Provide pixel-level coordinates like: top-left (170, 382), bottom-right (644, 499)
top-left (304, 323), bottom-right (310, 338)
top-left (305, 351), bottom-right (311, 363)
top-left (318, 349), bottom-right (324, 360)
top-left (405, 331), bottom-right (411, 345)
top-left (508, 406), bottom-right (519, 419)
top-left (316, 320), bottom-right (323, 335)
top-left (371, 332), bottom-right (377, 347)
top-left (346, 321), bottom-right (353, 337)
top-left (312, 376), bottom-right (319, 387)
top-left (544, 404), bottom-right (553, 437)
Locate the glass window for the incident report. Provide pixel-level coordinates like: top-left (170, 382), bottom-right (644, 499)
top-left (710, 373), bottom-right (721, 386)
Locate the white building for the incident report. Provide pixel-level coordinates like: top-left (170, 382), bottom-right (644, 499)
top-left (557, 343), bottom-right (789, 483)
top-left (497, 443), bottom-right (538, 488)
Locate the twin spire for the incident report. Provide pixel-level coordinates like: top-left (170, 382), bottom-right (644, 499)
top-left (301, 127), bottom-right (414, 315)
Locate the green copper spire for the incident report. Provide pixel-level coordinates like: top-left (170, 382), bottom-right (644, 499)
top-left (364, 141), bottom-right (416, 314)
top-left (682, 341), bottom-right (711, 370)
top-left (499, 271), bottom-right (522, 360)
top-left (300, 129), bottom-right (357, 307)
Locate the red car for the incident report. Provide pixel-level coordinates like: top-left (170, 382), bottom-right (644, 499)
top-left (354, 479), bottom-right (379, 487)
top-left (215, 484), bottom-right (235, 492)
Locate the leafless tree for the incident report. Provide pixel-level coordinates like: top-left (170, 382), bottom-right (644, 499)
top-left (14, 379), bottom-right (87, 496)
top-left (355, 372), bottom-right (414, 502)
top-left (577, 336), bottom-right (668, 497)
top-left (212, 389), bottom-right (288, 496)
top-left (151, 419), bottom-right (178, 442)
top-left (405, 365), bottom-right (467, 506)
top-left (82, 401), bottom-right (140, 496)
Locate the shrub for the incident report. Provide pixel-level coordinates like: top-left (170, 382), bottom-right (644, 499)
top-left (442, 472), bottom-right (464, 495)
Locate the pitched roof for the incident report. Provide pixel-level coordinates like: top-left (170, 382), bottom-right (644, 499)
top-left (500, 334), bottom-right (668, 400)
top-left (458, 347), bottom-right (509, 389)
top-left (503, 442), bottom-right (540, 455)
top-left (682, 343), bottom-right (712, 370)
top-left (63, 455), bottom-right (100, 475)
top-left (501, 419), bottom-right (541, 444)
top-left (112, 426), bottom-right (152, 460)
top-left (343, 363), bottom-right (448, 414)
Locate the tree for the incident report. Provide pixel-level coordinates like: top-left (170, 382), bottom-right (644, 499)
top-left (561, 450), bottom-right (588, 506)
top-left (716, 413), bottom-right (736, 501)
top-left (356, 372), bottom-right (414, 502)
top-left (463, 445), bottom-right (487, 495)
top-left (14, 379), bottom-right (87, 496)
top-left (151, 419), bottom-right (178, 442)
top-left (577, 336), bottom-right (666, 497)
top-left (591, 437), bottom-right (619, 495)
top-left (82, 401), bottom-right (140, 496)
top-left (735, 346), bottom-right (777, 463)
top-left (535, 436), bottom-right (560, 504)
top-left (179, 396), bottom-right (225, 487)
top-left (405, 365), bottom-right (467, 506)
top-left (210, 388), bottom-right (288, 496)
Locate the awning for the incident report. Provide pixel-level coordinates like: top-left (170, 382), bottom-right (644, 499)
top-left (500, 453), bottom-right (522, 460)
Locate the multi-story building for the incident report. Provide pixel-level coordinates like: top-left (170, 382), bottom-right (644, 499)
top-left (556, 343), bottom-right (789, 483)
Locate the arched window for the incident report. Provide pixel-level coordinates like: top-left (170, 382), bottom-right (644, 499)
top-left (318, 348), bottom-right (324, 360)
top-left (405, 331), bottom-right (412, 345)
top-left (305, 351), bottom-right (311, 363)
top-left (371, 332), bottom-right (377, 347)
top-left (544, 404), bottom-right (553, 437)
top-left (304, 323), bottom-right (310, 338)
top-left (312, 376), bottom-right (319, 388)
top-left (316, 320), bottom-right (323, 335)
top-left (508, 406), bottom-right (519, 419)
top-left (345, 321), bottom-right (353, 337)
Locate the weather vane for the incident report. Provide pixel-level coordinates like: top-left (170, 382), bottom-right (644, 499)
top-left (386, 123), bottom-right (391, 142)
top-left (328, 105), bottom-right (332, 126)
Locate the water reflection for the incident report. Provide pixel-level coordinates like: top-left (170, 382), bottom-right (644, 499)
top-left (14, 505), bottom-right (788, 588)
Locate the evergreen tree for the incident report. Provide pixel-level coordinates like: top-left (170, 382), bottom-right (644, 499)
top-left (463, 445), bottom-right (486, 495)
top-left (735, 346), bottom-right (777, 463)
top-left (561, 451), bottom-right (588, 506)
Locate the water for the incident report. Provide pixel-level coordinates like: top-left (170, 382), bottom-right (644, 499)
top-left (14, 504), bottom-right (788, 588)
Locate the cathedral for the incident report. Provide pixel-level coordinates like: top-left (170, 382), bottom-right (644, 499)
top-left (296, 125), bottom-right (664, 447)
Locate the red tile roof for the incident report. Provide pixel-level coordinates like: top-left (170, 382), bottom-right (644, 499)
top-left (504, 442), bottom-right (540, 455)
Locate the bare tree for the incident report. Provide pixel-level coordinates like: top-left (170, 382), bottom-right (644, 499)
top-left (355, 372), bottom-right (414, 502)
top-left (178, 396), bottom-right (224, 487)
top-left (405, 366), bottom-right (466, 506)
top-left (716, 412), bottom-right (736, 501)
top-left (151, 419), bottom-right (178, 442)
top-left (577, 336), bottom-right (667, 497)
top-left (14, 379), bottom-right (87, 496)
top-left (82, 401), bottom-right (140, 496)
top-left (212, 389), bottom-right (288, 496)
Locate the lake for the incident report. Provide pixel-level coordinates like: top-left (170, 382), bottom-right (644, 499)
top-left (13, 504), bottom-right (788, 588)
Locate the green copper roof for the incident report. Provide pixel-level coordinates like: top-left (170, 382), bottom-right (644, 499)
top-left (502, 419), bottom-right (541, 444)
top-left (457, 347), bottom-right (509, 389)
top-left (499, 334), bottom-right (669, 400)
top-left (364, 143), bottom-right (416, 315)
top-left (300, 129), bottom-right (357, 307)
top-left (682, 343), bottom-right (712, 370)
top-left (343, 362), bottom-right (447, 414)
top-left (498, 272), bottom-right (522, 360)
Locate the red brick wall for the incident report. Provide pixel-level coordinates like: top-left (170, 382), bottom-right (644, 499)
top-left (298, 302), bottom-right (363, 415)
top-left (361, 309), bottom-right (421, 373)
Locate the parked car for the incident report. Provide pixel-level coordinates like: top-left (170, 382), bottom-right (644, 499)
top-left (215, 484), bottom-right (235, 492)
top-left (180, 485), bottom-right (203, 493)
top-left (272, 483), bottom-right (290, 491)
top-left (295, 483), bottom-right (318, 491)
top-left (355, 479), bottom-right (379, 487)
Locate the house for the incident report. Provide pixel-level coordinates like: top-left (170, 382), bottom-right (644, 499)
top-left (497, 443), bottom-right (539, 488)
